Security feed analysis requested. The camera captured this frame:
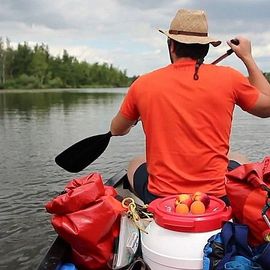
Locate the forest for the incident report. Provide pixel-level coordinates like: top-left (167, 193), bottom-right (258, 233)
top-left (0, 37), bottom-right (269, 90)
top-left (0, 37), bottom-right (137, 89)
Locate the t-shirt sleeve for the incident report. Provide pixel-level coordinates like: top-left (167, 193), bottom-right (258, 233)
top-left (232, 69), bottom-right (259, 111)
top-left (119, 83), bottom-right (140, 120)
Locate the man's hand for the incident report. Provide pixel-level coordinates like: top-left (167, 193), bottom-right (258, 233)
top-left (227, 36), bottom-right (252, 63)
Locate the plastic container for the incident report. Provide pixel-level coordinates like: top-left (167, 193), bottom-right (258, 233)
top-left (141, 195), bottom-right (232, 270)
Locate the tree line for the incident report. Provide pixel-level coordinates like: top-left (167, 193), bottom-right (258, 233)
top-left (0, 37), bottom-right (137, 89)
top-left (0, 37), bottom-right (269, 90)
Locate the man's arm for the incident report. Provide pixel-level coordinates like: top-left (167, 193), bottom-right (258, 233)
top-left (110, 112), bottom-right (137, 136)
top-left (228, 37), bottom-right (270, 117)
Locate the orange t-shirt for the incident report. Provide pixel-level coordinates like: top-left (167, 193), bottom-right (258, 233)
top-left (120, 60), bottom-right (259, 197)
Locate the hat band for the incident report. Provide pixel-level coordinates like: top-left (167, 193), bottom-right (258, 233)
top-left (169, 30), bottom-right (208, 37)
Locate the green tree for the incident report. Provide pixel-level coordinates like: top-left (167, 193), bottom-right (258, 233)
top-left (0, 38), bottom-right (14, 87)
top-left (4, 39), bottom-right (14, 82)
top-left (1, 37), bottom-right (136, 89)
top-left (0, 37), bottom-right (4, 86)
top-left (30, 44), bottom-right (49, 86)
top-left (12, 42), bottom-right (33, 77)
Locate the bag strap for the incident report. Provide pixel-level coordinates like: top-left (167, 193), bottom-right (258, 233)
top-left (233, 224), bottom-right (253, 256)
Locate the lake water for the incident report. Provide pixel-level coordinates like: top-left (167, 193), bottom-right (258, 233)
top-left (0, 88), bottom-right (269, 270)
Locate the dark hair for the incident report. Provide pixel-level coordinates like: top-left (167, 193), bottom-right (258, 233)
top-left (168, 39), bottom-right (209, 80)
top-left (171, 39), bottom-right (209, 60)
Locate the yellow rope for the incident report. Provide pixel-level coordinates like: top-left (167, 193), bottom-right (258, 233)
top-left (122, 197), bottom-right (150, 233)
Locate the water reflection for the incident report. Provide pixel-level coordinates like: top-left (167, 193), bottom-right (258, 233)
top-left (0, 89), bottom-right (126, 115)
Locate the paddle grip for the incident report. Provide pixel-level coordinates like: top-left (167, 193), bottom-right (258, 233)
top-left (227, 39), bottom-right (240, 55)
top-left (231, 39), bottom-right (240, 46)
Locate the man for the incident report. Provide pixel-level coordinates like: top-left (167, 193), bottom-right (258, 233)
top-left (110, 9), bottom-right (270, 204)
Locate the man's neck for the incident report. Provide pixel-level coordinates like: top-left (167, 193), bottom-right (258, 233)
top-left (173, 57), bottom-right (194, 63)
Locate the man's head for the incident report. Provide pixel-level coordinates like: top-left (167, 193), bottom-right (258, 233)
top-left (167, 39), bottom-right (209, 60)
top-left (159, 9), bottom-right (221, 47)
top-left (160, 9), bottom-right (221, 78)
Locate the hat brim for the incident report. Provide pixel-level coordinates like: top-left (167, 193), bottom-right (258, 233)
top-left (159, 29), bottom-right (221, 47)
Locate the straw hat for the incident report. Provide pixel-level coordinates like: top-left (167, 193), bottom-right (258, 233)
top-left (159, 9), bottom-right (221, 47)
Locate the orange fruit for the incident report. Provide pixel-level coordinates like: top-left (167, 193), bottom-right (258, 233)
top-left (175, 203), bottom-right (189, 214)
top-left (190, 200), bottom-right (206, 215)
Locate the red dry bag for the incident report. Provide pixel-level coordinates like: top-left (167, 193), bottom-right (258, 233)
top-left (46, 172), bottom-right (125, 269)
top-left (225, 156), bottom-right (270, 246)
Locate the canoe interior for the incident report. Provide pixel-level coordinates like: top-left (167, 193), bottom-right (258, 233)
top-left (37, 169), bottom-right (128, 270)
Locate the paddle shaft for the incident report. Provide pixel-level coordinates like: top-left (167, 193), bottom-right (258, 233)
top-left (211, 39), bottom-right (239, 65)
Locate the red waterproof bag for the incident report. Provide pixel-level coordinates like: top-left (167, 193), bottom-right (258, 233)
top-left (225, 157), bottom-right (270, 246)
top-left (46, 172), bottom-right (125, 269)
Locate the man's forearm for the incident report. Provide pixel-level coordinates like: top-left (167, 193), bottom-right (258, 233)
top-left (110, 120), bottom-right (132, 136)
top-left (110, 112), bottom-right (136, 136)
top-left (244, 57), bottom-right (270, 96)
top-left (229, 37), bottom-right (270, 97)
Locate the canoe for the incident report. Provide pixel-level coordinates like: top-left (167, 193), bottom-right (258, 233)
top-left (37, 169), bottom-right (231, 270)
top-left (37, 168), bottom-right (268, 270)
top-left (37, 169), bottom-right (130, 270)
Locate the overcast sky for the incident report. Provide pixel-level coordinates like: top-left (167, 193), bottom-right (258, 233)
top-left (1, 0), bottom-right (270, 76)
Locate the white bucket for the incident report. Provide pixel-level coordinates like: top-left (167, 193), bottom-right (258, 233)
top-left (142, 221), bottom-right (220, 270)
top-left (141, 196), bottom-right (232, 270)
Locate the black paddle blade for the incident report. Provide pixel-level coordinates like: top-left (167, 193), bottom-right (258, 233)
top-left (55, 131), bottom-right (112, 173)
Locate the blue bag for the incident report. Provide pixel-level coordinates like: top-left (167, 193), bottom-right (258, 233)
top-left (203, 221), bottom-right (269, 270)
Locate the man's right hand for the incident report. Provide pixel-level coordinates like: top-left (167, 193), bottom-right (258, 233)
top-left (227, 36), bottom-right (253, 63)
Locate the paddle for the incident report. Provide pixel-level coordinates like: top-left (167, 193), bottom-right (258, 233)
top-left (56, 40), bottom-right (240, 173)
top-left (55, 131), bottom-right (112, 173)
top-left (211, 39), bottom-right (239, 65)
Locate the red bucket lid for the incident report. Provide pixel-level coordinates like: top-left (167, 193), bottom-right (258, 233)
top-left (147, 195), bottom-right (232, 232)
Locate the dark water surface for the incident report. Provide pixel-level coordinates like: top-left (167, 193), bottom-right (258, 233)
top-left (0, 88), bottom-right (269, 269)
